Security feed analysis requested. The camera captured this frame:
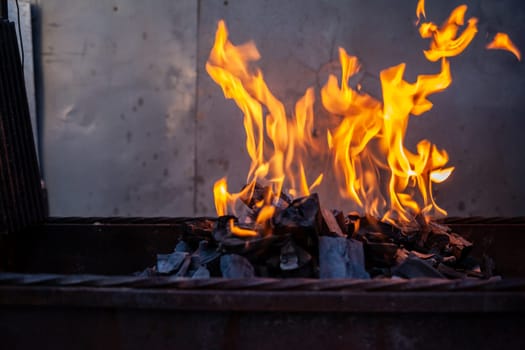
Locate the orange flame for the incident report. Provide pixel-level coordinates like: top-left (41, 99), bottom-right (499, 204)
top-left (416, 0), bottom-right (426, 24)
top-left (207, 2), bottom-right (493, 229)
top-left (213, 177), bottom-right (230, 217)
top-left (486, 32), bottom-right (522, 61)
top-left (419, 5), bottom-right (478, 62)
top-left (207, 20), bottom-right (323, 225)
top-left (229, 218), bottom-right (258, 237)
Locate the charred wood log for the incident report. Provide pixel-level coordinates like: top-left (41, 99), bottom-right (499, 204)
top-left (319, 236), bottom-right (369, 279)
top-left (273, 193), bottom-right (322, 255)
top-left (392, 255), bottom-right (445, 279)
top-left (320, 208), bottom-right (346, 237)
top-left (220, 254), bottom-right (255, 278)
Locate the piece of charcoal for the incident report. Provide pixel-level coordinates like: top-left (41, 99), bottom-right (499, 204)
top-left (240, 183), bottom-right (291, 210)
top-left (194, 240), bottom-right (221, 265)
top-left (441, 255), bottom-right (457, 265)
top-left (362, 231), bottom-right (392, 243)
top-left (321, 208), bottom-right (346, 237)
top-left (347, 212), bottom-right (361, 237)
top-left (359, 216), bottom-right (415, 245)
top-left (220, 235), bottom-right (282, 259)
top-left (332, 210), bottom-right (347, 234)
top-left (406, 250), bottom-right (440, 267)
top-left (392, 256), bottom-right (445, 279)
top-left (423, 231), bottom-right (450, 253)
top-left (213, 215), bottom-right (237, 243)
top-left (416, 221), bottom-right (455, 255)
top-left (134, 266), bottom-right (157, 277)
top-left (395, 248), bottom-right (410, 265)
top-left (368, 267), bottom-right (392, 278)
top-left (447, 232), bottom-right (473, 260)
top-left (273, 193), bottom-right (322, 253)
top-left (265, 254), bottom-right (281, 272)
top-left (428, 221), bottom-right (452, 234)
top-left (157, 252), bottom-right (188, 274)
top-left (192, 266), bottom-right (211, 279)
top-left (437, 263), bottom-right (467, 279)
top-left (189, 255), bottom-right (202, 272)
top-left (410, 250), bottom-right (438, 260)
top-left (363, 241), bottom-right (399, 267)
top-left (319, 236), bottom-right (370, 279)
top-left (220, 254), bottom-right (255, 278)
top-left (279, 240), bottom-right (312, 271)
top-left (481, 254), bottom-right (495, 278)
top-left (175, 240), bottom-right (190, 252)
top-left (180, 218), bottom-right (216, 246)
top-left (280, 241), bottom-right (299, 270)
top-left (174, 254), bottom-right (192, 277)
top-left (274, 193), bottom-right (321, 232)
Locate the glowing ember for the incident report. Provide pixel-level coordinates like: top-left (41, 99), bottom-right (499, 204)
top-left (207, 2), bottom-right (520, 234)
top-left (487, 32), bottom-right (522, 61)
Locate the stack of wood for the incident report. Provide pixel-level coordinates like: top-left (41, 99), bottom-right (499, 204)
top-left (139, 185), bottom-right (490, 280)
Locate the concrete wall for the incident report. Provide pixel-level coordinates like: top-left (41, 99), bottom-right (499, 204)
top-left (31, 0), bottom-right (525, 217)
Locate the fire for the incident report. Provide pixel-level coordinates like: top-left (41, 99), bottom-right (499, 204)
top-left (416, 0), bottom-right (426, 24)
top-left (213, 177), bottom-right (229, 217)
top-left (418, 5), bottom-right (478, 62)
top-left (207, 2), bottom-right (519, 234)
top-left (486, 32), bottom-right (522, 61)
top-left (207, 20), bottom-right (323, 218)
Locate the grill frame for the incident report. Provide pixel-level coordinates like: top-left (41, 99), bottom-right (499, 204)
top-left (2, 218), bottom-right (525, 349)
top-left (1, 15), bottom-right (525, 349)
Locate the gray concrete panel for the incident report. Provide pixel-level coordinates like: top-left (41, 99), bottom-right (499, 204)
top-left (196, 0), bottom-right (525, 217)
top-left (39, 0), bottom-right (197, 216)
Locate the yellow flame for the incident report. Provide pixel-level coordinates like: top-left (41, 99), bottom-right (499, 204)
top-left (486, 32), bottom-right (522, 61)
top-left (416, 0), bottom-right (426, 24)
top-left (229, 218), bottom-right (258, 237)
top-left (419, 5), bottom-right (478, 62)
top-left (255, 205), bottom-right (276, 225)
top-left (208, 2), bottom-right (486, 223)
top-left (213, 177), bottom-right (229, 217)
top-left (207, 19), bottom-right (323, 214)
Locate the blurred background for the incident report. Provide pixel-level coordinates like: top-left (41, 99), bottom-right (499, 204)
top-left (10, 0), bottom-right (525, 217)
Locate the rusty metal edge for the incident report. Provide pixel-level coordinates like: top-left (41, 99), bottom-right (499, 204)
top-left (2, 273), bottom-right (524, 291)
top-left (0, 285), bottom-right (524, 313)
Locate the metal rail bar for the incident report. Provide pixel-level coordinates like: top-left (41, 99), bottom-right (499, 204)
top-left (1, 273), bottom-right (524, 292)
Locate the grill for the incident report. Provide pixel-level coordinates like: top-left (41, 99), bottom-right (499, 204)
top-left (1, 14), bottom-right (525, 350)
top-left (2, 217), bottom-right (525, 349)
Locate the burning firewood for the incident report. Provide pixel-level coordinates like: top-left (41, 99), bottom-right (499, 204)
top-left (143, 209), bottom-right (484, 281)
top-left (144, 186), bottom-right (479, 280)
top-left (320, 208), bottom-right (346, 237)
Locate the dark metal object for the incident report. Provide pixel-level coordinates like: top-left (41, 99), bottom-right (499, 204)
top-left (2, 216), bottom-right (525, 276)
top-left (0, 1), bottom-right (7, 20)
top-left (0, 19), bottom-right (46, 235)
top-left (1, 272), bottom-right (524, 293)
top-left (1, 217), bottom-right (524, 349)
top-left (1, 275), bottom-right (525, 350)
